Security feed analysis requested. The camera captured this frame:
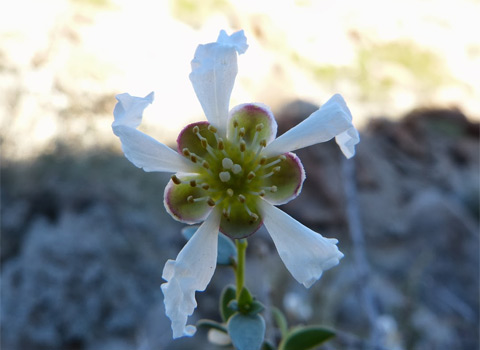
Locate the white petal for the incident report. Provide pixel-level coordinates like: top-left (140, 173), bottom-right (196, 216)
top-left (335, 125), bottom-right (359, 159)
top-left (216, 29), bottom-right (249, 54)
top-left (113, 92), bottom-right (154, 129)
top-left (112, 92), bottom-right (194, 173)
top-left (161, 210), bottom-right (221, 338)
top-left (259, 200), bottom-right (344, 288)
top-left (263, 94), bottom-right (359, 158)
top-left (189, 30), bottom-right (248, 135)
top-left (113, 125), bottom-right (193, 173)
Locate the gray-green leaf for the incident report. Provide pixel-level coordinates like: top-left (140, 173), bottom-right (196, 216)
top-left (279, 326), bottom-right (335, 350)
top-left (220, 285), bottom-right (237, 322)
top-left (228, 313), bottom-right (265, 350)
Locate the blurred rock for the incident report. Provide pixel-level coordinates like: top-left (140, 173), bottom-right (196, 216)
top-left (1, 106), bottom-right (479, 350)
top-left (1, 205), bottom-right (161, 350)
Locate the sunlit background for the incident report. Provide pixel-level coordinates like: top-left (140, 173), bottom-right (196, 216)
top-left (1, 1), bottom-right (479, 349)
top-left (1, 0), bottom-right (479, 159)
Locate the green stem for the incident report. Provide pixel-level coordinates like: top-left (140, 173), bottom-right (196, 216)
top-left (235, 239), bottom-right (248, 300)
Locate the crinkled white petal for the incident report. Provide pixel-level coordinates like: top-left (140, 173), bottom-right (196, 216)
top-left (263, 94), bottom-right (359, 158)
top-left (112, 92), bottom-right (154, 129)
top-left (161, 210), bottom-right (221, 338)
top-left (216, 29), bottom-right (248, 54)
top-left (189, 30), bottom-right (248, 135)
top-left (112, 92), bottom-right (194, 173)
top-left (335, 125), bottom-right (360, 159)
top-left (259, 200), bottom-right (344, 288)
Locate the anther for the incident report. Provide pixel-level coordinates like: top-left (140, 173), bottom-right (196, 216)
top-left (202, 183), bottom-right (210, 190)
top-left (190, 180), bottom-right (197, 187)
top-left (217, 138), bottom-right (225, 150)
top-left (279, 155), bottom-right (287, 161)
top-left (247, 171), bottom-right (256, 180)
top-left (200, 138), bottom-right (208, 148)
top-left (222, 158), bottom-right (233, 169)
top-left (187, 195), bottom-right (194, 203)
top-left (208, 125), bottom-right (217, 133)
top-left (171, 175), bottom-right (182, 185)
top-left (240, 140), bottom-right (246, 152)
top-left (226, 188), bottom-right (234, 197)
top-left (249, 213), bottom-right (259, 223)
top-left (182, 148), bottom-right (191, 157)
top-left (223, 207), bottom-right (231, 219)
top-left (238, 194), bottom-right (246, 203)
top-left (251, 123), bottom-right (264, 146)
top-left (254, 156), bottom-right (267, 172)
top-left (232, 164), bottom-right (242, 174)
top-left (207, 198), bottom-right (215, 207)
top-left (190, 154), bottom-right (198, 163)
top-left (259, 139), bottom-right (267, 147)
top-left (219, 171), bottom-right (231, 182)
top-left (273, 166), bottom-right (281, 173)
top-left (239, 127), bottom-right (245, 138)
top-left (233, 120), bottom-right (239, 128)
top-left (202, 160), bottom-right (210, 169)
top-left (250, 190), bottom-right (265, 197)
top-left (192, 126), bottom-right (200, 134)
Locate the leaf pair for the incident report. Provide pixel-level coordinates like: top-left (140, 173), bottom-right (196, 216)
top-left (216, 285), bottom-right (267, 350)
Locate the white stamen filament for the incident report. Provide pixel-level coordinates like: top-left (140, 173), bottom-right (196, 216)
top-left (206, 144), bottom-right (218, 159)
top-left (249, 190), bottom-right (265, 197)
top-left (264, 158), bottom-right (282, 168)
top-left (261, 186), bottom-right (277, 192)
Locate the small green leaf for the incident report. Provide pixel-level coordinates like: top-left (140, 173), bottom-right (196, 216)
top-left (196, 319), bottom-right (228, 333)
top-left (220, 285), bottom-right (237, 322)
top-left (272, 307), bottom-right (288, 337)
top-left (238, 287), bottom-right (254, 313)
top-left (182, 226), bottom-right (237, 266)
top-left (228, 313), bottom-right (266, 350)
top-left (279, 326), bottom-right (335, 350)
top-left (247, 300), bottom-right (265, 315)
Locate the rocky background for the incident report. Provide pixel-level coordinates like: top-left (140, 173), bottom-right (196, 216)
top-left (1, 1), bottom-right (479, 350)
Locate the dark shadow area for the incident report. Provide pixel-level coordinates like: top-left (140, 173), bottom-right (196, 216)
top-left (1, 107), bottom-right (479, 350)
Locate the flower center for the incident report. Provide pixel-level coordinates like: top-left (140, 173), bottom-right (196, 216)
top-left (172, 121), bottom-right (285, 224)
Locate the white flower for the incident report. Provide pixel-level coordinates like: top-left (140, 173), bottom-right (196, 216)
top-left (112, 30), bottom-right (359, 339)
